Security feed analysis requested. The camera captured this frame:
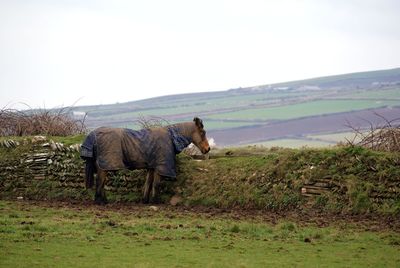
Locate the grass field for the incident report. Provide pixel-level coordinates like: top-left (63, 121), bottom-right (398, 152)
top-left (1, 201), bottom-right (399, 268)
top-left (96, 94), bottom-right (400, 123)
top-left (240, 131), bottom-right (364, 148)
top-left (110, 97), bottom-right (400, 131)
top-left (207, 99), bottom-right (400, 121)
top-left (84, 91), bottom-right (308, 119)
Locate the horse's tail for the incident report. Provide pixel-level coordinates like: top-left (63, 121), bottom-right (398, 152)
top-left (81, 131), bottom-right (97, 189)
top-left (84, 157), bottom-right (96, 189)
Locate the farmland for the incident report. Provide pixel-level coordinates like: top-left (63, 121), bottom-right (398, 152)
top-left (69, 68), bottom-right (400, 147)
top-left (210, 106), bottom-right (400, 146)
top-left (79, 87), bottom-right (400, 129)
top-left (206, 99), bottom-right (399, 121)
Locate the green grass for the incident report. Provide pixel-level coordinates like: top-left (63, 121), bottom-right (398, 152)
top-left (0, 135), bottom-right (85, 146)
top-left (207, 99), bottom-right (400, 121)
top-left (1, 201), bottom-right (399, 267)
top-left (50, 134), bottom-right (86, 145)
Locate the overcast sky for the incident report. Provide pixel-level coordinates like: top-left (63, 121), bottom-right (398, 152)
top-left (0, 0), bottom-right (399, 109)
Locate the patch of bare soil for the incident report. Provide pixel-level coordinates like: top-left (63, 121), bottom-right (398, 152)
top-left (15, 200), bottom-right (400, 232)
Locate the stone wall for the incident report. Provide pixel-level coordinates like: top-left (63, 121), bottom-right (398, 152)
top-left (0, 138), bottom-right (146, 202)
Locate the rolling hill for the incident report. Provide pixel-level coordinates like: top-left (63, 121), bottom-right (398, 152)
top-left (71, 68), bottom-right (400, 147)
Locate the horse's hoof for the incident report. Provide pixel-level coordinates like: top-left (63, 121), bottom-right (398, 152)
top-left (149, 197), bottom-right (161, 204)
top-left (95, 199), bottom-right (107, 205)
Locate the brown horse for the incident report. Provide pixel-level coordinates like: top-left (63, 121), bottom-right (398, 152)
top-left (80, 117), bottom-right (210, 204)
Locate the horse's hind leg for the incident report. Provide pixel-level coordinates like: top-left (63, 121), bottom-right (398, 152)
top-left (150, 172), bottom-right (162, 204)
top-left (95, 166), bottom-right (108, 205)
top-left (143, 169), bottom-right (154, 204)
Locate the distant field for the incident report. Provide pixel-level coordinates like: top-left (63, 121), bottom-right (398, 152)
top-left (95, 91), bottom-right (309, 120)
top-left (248, 138), bottom-right (332, 148)
top-left (98, 104), bottom-right (212, 119)
top-left (85, 88), bottom-right (400, 127)
top-left (208, 107), bottom-right (400, 146)
top-left (307, 132), bottom-right (360, 143)
top-left (246, 130), bottom-right (362, 148)
top-left (248, 131), bottom-right (362, 148)
top-left (125, 120), bottom-right (258, 131)
top-left (339, 87), bottom-right (400, 100)
top-left (74, 68), bottom-right (400, 146)
top-left (206, 99), bottom-right (400, 121)
top-left (197, 120), bottom-right (259, 131)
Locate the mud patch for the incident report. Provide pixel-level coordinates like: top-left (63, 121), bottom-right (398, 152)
top-left (13, 200), bottom-right (400, 232)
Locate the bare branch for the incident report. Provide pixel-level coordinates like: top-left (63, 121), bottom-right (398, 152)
top-left (0, 105), bottom-right (87, 137)
top-left (346, 113), bottom-right (400, 152)
top-left (135, 115), bottom-right (170, 129)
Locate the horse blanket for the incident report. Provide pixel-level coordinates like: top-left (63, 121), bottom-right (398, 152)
top-left (80, 126), bottom-right (191, 178)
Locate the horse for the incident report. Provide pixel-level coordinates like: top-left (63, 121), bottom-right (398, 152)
top-left (80, 117), bottom-right (210, 204)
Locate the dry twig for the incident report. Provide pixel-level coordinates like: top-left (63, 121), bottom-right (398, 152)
top-left (346, 113), bottom-right (400, 152)
top-left (135, 115), bottom-right (170, 129)
top-left (0, 105), bottom-right (87, 136)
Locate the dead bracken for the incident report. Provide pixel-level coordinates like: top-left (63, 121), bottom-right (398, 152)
top-left (0, 107), bottom-right (86, 137)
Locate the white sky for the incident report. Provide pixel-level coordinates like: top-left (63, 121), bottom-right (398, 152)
top-left (0, 0), bottom-right (399, 109)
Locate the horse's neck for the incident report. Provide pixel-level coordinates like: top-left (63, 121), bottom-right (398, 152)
top-left (169, 122), bottom-right (194, 139)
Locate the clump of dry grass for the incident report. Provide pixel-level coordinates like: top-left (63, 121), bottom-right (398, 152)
top-left (0, 106), bottom-right (87, 136)
top-left (135, 115), bottom-right (170, 129)
top-left (346, 112), bottom-right (400, 152)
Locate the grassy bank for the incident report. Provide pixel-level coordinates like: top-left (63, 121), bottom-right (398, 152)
top-left (177, 146), bottom-right (400, 214)
top-left (0, 137), bottom-right (400, 214)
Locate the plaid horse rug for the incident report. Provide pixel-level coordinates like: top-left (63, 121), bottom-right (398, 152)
top-left (80, 126), bottom-right (191, 178)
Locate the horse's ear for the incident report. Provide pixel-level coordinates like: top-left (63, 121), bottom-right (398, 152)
top-left (193, 117), bottom-right (203, 129)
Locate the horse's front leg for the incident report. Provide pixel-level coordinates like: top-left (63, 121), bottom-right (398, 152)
top-left (95, 166), bottom-right (108, 205)
top-left (150, 172), bottom-right (162, 204)
top-left (143, 169), bottom-right (154, 204)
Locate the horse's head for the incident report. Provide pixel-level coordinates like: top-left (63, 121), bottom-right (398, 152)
top-left (191, 117), bottom-right (210, 154)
